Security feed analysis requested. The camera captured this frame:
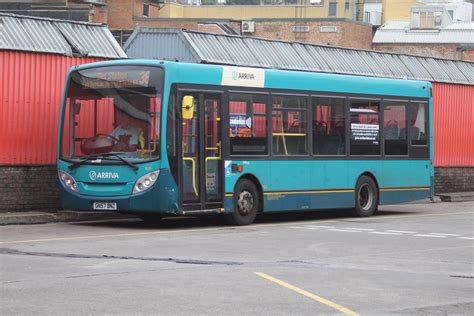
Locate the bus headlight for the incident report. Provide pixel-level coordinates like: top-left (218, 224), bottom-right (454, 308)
top-left (59, 170), bottom-right (78, 192)
top-left (133, 171), bottom-right (160, 194)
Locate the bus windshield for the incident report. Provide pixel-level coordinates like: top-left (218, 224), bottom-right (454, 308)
top-left (60, 65), bottom-right (163, 163)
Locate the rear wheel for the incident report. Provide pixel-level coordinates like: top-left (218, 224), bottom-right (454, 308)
top-left (353, 175), bottom-right (378, 217)
top-left (226, 179), bottom-right (259, 226)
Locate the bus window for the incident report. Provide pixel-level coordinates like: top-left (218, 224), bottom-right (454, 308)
top-left (312, 97), bottom-right (345, 155)
top-left (229, 93), bottom-right (268, 155)
top-left (408, 103), bottom-right (428, 146)
top-left (350, 99), bottom-right (380, 156)
top-left (272, 95), bottom-right (308, 156)
top-left (384, 102), bottom-right (408, 156)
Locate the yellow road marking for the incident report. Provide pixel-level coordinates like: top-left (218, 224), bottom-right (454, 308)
top-left (1, 211), bottom-right (472, 245)
top-left (255, 272), bottom-right (359, 316)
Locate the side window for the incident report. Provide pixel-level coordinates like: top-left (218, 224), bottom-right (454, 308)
top-left (350, 99), bottom-right (380, 156)
top-left (272, 95), bottom-right (308, 156)
top-left (229, 93), bottom-right (268, 155)
top-left (409, 102), bottom-right (428, 146)
top-left (313, 97), bottom-right (346, 155)
top-left (384, 102), bottom-right (408, 156)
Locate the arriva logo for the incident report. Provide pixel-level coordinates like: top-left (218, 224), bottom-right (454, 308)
top-left (232, 71), bottom-right (255, 81)
top-left (89, 171), bottom-right (119, 180)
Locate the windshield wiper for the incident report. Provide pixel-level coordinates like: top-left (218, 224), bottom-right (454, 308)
top-left (68, 153), bottom-right (138, 171)
top-left (106, 153), bottom-right (139, 171)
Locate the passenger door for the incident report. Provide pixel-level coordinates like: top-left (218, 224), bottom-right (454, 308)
top-left (179, 91), bottom-right (223, 210)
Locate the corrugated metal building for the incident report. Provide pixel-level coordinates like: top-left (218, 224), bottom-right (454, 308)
top-left (123, 28), bottom-right (474, 193)
top-left (0, 13), bottom-right (126, 211)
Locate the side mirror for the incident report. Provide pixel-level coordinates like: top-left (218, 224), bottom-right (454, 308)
top-left (182, 95), bottom-right (195, 120)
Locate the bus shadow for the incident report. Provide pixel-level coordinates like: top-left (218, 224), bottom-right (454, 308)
top-left (71, 208), bottom-right (417, 230)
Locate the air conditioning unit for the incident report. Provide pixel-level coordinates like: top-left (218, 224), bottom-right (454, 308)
top-left (241, 21), bottom-right (255, 33)
top-left (310, 0), bottom-right (322, 4)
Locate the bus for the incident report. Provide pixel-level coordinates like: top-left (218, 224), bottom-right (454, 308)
top-left (57, 60), bottom-right (434, 225)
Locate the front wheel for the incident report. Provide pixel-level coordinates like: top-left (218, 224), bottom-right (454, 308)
top-left (353, 176), bottom-right (378, 217)
top-left (226, 179), bottom-right (259, 226)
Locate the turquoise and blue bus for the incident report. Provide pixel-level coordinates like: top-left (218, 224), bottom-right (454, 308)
top-left (58, 60), bottom-right (434, 225)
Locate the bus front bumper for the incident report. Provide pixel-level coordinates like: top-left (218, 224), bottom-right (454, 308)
top-left (58, 169), bottom-right (179, 215)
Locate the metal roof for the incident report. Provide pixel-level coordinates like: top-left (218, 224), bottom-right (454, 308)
top-left (0, 13), bottom-right (126, 58)
top-left (373, 21), bottom-right (474, 44)
top-left (124, 28), bottom-right (474, 86)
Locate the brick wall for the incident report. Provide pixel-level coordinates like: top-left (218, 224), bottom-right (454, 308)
top-left (108, 0), bottom-right (135, 29)
top-left (89, 4), bottom-right (109, 24)
top-left (461, 50), bottom-right (474, 62)
top-left (373, 43), bottom-right (463, 60)
top-left (198, 24), bottom-right (226, 34)
top-left (435, 167), bottom-right (474, 193)
top-left (129, 19), bottom-right (373, 49)
top-left (0, 166), bottom-right (61, 213)
top-left (252, 21), bottom-right (373, 49)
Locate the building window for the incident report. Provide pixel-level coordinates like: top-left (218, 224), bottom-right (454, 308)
top-left (447, 10), bottom-right (454, 20)
top-left (350, 99), bottom-right (380, 156)
top-left (413, 11), bottom-right (440, 28)
top-left (328, 2), bottom-right (337, 16)
top-left (229, 93), bottom-right (268, 155)
top-left (313, 97), bottom-right (346, 155)
top-left (345, 1), bottom-right (350, 10)
top-left (143, 4), bottom-right (150, 17)
top-left (272, 95), bottom-right (308, 156)
top-left (384, 103), bottom-right (408, 156)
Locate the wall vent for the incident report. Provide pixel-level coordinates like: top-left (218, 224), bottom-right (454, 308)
top-left (293, 25), bottom-right (310, 33)
top-left (320, 26), bottom-right (337, 33)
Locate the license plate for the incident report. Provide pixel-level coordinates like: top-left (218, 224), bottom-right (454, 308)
top-left (93, 202), bottom-right (117, 210)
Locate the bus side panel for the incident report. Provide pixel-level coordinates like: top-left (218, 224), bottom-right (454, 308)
top-left (309, 160), bottom-right (353, 210)
top-left (266, 160), bottom-right (312, 211)
top-left (380, 160), bottom-right (432, 204)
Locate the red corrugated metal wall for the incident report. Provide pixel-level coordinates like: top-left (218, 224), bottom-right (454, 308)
top-left (0, 51), bottom-right (105, 165)
top-left (433, 83), bottom-right (474, 167)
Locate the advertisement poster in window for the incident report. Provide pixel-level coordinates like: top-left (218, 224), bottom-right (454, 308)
top-left (351, 123), bottom-right (379, 145)
top-left (229, 114), bottom-right (252, 137)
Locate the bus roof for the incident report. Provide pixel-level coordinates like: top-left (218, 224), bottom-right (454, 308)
top-left (71, 59), bottom-right (431, 99)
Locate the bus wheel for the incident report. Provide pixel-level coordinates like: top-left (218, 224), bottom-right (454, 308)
top-left (353, 176), bottom-right (378, 217)
top-left (226, 179), bottom-right (259, 226)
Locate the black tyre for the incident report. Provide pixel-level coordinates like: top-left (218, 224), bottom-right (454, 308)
top-left (353, 175), bottom-right (378, 217)
top-left (226, 179), bottom-right (259, 226)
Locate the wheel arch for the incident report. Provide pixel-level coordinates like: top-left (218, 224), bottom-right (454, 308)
top-left (236, 173), bottom-right (264, 213)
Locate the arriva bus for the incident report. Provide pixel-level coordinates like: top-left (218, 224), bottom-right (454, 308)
top-left (58, 60), bottom-right (433, 225)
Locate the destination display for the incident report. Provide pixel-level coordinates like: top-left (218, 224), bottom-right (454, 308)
top-left (79, 70), bottom-right (151, 89)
